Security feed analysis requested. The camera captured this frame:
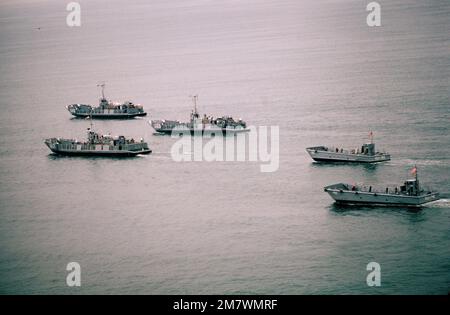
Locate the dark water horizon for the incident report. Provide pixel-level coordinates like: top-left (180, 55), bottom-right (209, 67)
top-left (0, 0), bottom-right (449, 294)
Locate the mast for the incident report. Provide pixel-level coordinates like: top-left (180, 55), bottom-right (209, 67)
top-left (415, 164), bottom-right (419, 191)
top-left (192, 94), bottom-right (198, 116)
top-left (86, 113), bottom-right (94, 143)
top-left (97, 82), bottom-right (106, 100)
top-left (411, 164), bottom-right (419, 194)
top-left (86, 113), bottom-right (93, 129)
top-left (190, 94), bottom-right (199, 121)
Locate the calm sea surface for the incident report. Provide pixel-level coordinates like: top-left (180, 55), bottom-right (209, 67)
top-left (0, 0), bottom-right (449, 294)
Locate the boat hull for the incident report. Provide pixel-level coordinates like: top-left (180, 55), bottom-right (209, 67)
top-left (307, 147), bottom-right (390, 163)
top-left (48, 148), bottom-right (151, 157)
top-left (154, 128), bottom-right (250, 136)
top-left (70, 112), bottom-right (147, 119)
top-left (324, 184), bottom-right (440, 207)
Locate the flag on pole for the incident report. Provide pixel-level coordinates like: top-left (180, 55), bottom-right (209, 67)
top-left (410, 166), bottom-right (417, 175)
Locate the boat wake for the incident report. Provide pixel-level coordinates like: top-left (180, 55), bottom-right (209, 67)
top-left (389, 158), bottom-right (449, 167)
top-left (424, 199), bottom-right (450, 208)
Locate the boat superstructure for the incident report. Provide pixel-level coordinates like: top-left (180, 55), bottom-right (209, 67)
top-left (67, 83), bottom-right (147, 119)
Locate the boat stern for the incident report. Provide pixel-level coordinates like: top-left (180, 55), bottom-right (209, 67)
top-left (136, 112), bottom-right (147, 117)
top-left (375, 152), bottom-right (391, 162)
top-left (419, 192), bottom-right (440, 205)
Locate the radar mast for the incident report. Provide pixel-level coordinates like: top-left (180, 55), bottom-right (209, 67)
top-left (97, 82), bottom-right (106, 100)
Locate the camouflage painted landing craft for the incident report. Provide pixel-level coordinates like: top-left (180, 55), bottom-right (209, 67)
top-left (45, 120), bottom-right (151, 157)
top-left (67, 83), bottom-right (147, 119)
top-left (324, 167), bottom-right (440, 207)
top-left (306, 132), bottom-right (390, 163)
top-left (150, 95), bottom-right (249, 135)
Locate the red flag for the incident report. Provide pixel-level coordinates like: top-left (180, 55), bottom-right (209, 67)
top-left (410, 166), bottom-right (417, 175)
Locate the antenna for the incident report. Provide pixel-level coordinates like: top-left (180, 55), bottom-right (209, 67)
top-left (86, 111), bottom-right (93, 130)
top-left (369, 131), bottom-right (374, 143)
top-left (414, 164), bottom-right (419, 193)
top-left (97, 82), bottom-right (106, 100)
top-left (190, 94), bottom-right (198, 115)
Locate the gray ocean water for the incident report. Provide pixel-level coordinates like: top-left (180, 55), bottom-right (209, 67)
top-left (0, 0), bottom-right (449, 294)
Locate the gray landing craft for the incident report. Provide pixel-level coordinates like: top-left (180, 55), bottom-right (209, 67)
top-left (324, 167), bottom-right (440, 207)
top-left (306, 132), bottom-right (390, 163)
top-left (67, 83), bottom-right (147, 119)
top-left (45, 120), bottom-right (151, 157)
top-left (150, 95), bottom-right (249, 135)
